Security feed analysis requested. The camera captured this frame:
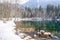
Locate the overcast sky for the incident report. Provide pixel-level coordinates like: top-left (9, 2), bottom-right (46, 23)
top-left (0, 0), bottom-right (60, 4)
top-left (0, 0), bottom-right (60, 6)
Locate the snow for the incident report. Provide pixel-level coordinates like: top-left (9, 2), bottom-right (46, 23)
top-left (44, 32), bottom-right (51, 35)
top-left (0, 20), bottom-right (24, 40)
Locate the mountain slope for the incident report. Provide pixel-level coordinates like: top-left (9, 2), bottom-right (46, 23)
top-left (20, 0), bottom-right (60, 8)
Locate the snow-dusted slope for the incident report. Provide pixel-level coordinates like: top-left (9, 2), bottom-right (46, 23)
top-left (0, 0), bottom-right (29, 4)
top-left (21, 0), bottom-right (60, 8)
top-left (0, 20), bottom-right (24, 40)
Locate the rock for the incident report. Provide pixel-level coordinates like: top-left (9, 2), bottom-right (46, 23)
top-left (40, 30), bottom-right (45, 37)
top-left (44, 32), bottom-right (53, 38)
top-left (34, 34), bottom-right (37, 38)
top-left (24, 36), bottom-right (32, 40)
top-left (19, 33), bottom-right (27, 39)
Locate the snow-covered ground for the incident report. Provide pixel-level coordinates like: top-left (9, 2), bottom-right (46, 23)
top-left (0, 20), bottom-right (24, 40)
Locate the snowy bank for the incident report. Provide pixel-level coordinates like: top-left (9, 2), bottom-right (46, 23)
top-left (0, 20), bottom-right (24, 40)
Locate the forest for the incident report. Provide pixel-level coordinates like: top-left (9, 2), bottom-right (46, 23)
top-left (0, 3), bottom-right (60, 19)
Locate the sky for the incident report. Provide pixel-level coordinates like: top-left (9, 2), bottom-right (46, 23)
top-left (0, 0), bottom-right (60, 8)
top-left (0, 0), bottom-right (60, 4)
